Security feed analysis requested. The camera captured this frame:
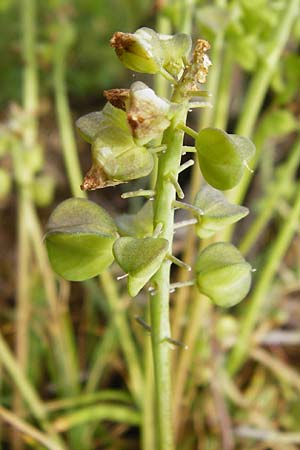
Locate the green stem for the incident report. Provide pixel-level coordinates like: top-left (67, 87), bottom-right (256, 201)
top-left (150, 105), bottom-right (187, 450)
top-left (53, 404), bottom-right (140, 432)
top-left (213, 46), bottom-right (233, 130)
top-left (239, 140), bottom-right (300, 255)
top-left (53, 20), bottom-right (84, 199)
top-left (100, 271), bottom-right (143, 405)
top-left (142, 305), bottom-right (156, 450)
top-left (0, 333), bottom-right (67, 450)
top-left (0, 407), bottom-right (63, 450)
top-left (227, 180), bottom-right (300, 374)
top-left (227, 0), bottom-right (298, 206)
top-left (13, 2), bottom-right (38, 448)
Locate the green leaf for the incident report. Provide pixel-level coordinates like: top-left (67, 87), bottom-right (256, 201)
top-left (113, 237), bottom-right (168, 296)
top-left (196, 242), bottom-right (252, 307)
top-left (116, 201), bottom-right (153, 238)
top-left (196, 128), bottom-right (255, 190)
top-left (45, 198), bottom-right (118, 281)
top-left (194, 184), bottom-right (249, 238)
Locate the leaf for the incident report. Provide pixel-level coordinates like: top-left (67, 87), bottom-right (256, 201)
top-left (116, 201), bottom-right (153, 238)
top-left (113, 237), bottom-right (168, 296)
top-left (194, 184), bottom-right (249, 238)
top-left (196, 128), bottom-right (255, 190)
top-left (196, 242), bottom-right (252, 307)
top-left (45, 198), bottom-right (117, 281)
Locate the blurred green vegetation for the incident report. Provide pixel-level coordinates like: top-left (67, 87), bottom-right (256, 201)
top-left (1, 0), bottom-right (300, 449)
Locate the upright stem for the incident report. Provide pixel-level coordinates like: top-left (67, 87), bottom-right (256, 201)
top-left (150, 105), bottom-right (187, 450)
top-left (227, 180), bottom-right (300, 374)
top-left (0, 333), bottom-right (67, 450)
top-left (14, 1), bottom-right (38, 448)
top-left (227, 0), bottom-right (299, 206)
top-left (53, 19), bottom-right (84, 199)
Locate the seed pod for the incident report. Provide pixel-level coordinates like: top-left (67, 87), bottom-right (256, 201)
top-left (196, 242), bottom-right (252, 307)
top-left (110, 28), bottom-right (163, 74)
top-left (45, 198), bottom-right (118, 281)
top-left (159, 33), bottom-right (192, 77)
top-left (81, 132), bottom-right (154, 190)
top-left (116, 200), bottom-right (153, 238)
top-left (110, 28), bottom-right (192, 79)
top-left (196, 128), bottom-right (255, 190)
top-left (113, 236), bottom-right (168, 296)
top-left (194, 184), bottom-right (249, 238)
top-left (104, 82), bottom-right (179, 146)
top-left (78, 103), bottom-right (154, 190)
top-left (76, 103), bottom-right (129, 144)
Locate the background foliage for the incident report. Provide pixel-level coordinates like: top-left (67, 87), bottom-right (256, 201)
top-left (1, 0), bottom-right (300, 449)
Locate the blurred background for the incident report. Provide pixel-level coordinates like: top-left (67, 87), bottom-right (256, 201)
top-left (0, 0), bottom-right (300, 449)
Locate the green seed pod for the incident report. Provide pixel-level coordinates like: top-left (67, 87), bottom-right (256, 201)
top-left (45, 198), bottom-right (118, 281)
top-left (104, 82), bottom-right (179, 146)
top-left (196, 128), bottom-right (255, 190)
top-left (113, 237), bottom-right (168, 296)
top-left (196, 242), bottom-right (252, 307)
top-left (76, 111), bottom-right (104, 144)
top-left (194, 184), bottom-right (249, 238)
top-left (126, 81), bottom-right (175, 145)
top-left (76, 103), bottom-right (130, 144)
top-left (116, 201), bottom-right (153, 238)
top-left (159, 32), bottom-right (192, 78)
top-left (81, 131), bottom-right (154, 190)
top-left (110, 28), bottom-right (163, 74)
top-left (79, 103), bottom-right (154, 190)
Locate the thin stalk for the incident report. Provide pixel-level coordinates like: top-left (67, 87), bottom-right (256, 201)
top-left (53, 404), bottom-right (140, 432)
top-left (173, 292), bottom-right (210, 435)
top-left (227, 0), bottom-right (299, 206)
top-left (14, 189), bottom-right (31, 440)
top-left (0, 333), bottom-right (67, 450)
top-left (99, 271), bottom-right (143, 405)
top-left (141, 305), bottom-right (156, 450)
top-left (0, 407), bottom-right (63, 450)
top-left (150, 103), bottom-right (187, 450)
top-left (85, 323), bottom-right (117, 393)
top-left (227, 180), bottom-right (300, 374)
top-left (171, 17), bottom-right (227, 342)
top-left (53, 20), bottom-right (84, 199)
top-left (239, 140), bottom-right (300, 255)
top-left (14, 1), bottom-right (38, 447)
top-left (45, 390), bottom-right (132, 412)
top-left (213, 46), bottom-right (233, 130)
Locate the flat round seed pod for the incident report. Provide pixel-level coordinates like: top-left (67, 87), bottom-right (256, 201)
top-left (194, 184), bottom-right (249, 238)
top-left (116, 201), bottom-right (153, 237)
top-left (196, 128), bottom-right (255, 190)
top-left (113, 236), bottom-right (168, 296)
top-left (45, 198), bottom-right (118, 281)
top-left (196, 242), bottom-right (252, 307)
